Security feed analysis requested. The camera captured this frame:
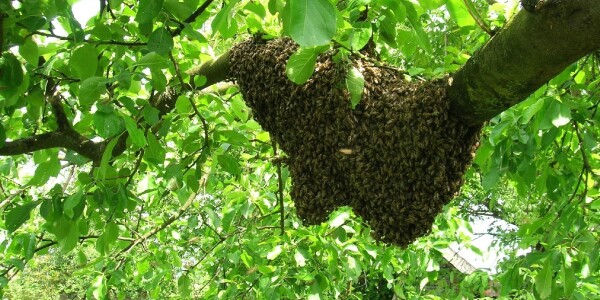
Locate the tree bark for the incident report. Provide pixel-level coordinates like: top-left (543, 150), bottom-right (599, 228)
top-left (447, 0), bottom-right (600, 125)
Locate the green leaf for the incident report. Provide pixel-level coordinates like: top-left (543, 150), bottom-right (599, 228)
top-left (178, 275), bottom-right (191, 297)
top-left (64, 189), bottom-right (84, 219)
top-left (482, 168), bottom-right (501, 190)
top-left (19, 38), bottom-right (39, 65)
top-left (220, 130), bottom-right (249, 146)
top-left (403, 1), bottom-right (432, 53)
top-left (105, 222), bottom-right (119, 244)
top-left (175, 95), bottom-right (192, 114)
top-left (71, 44), bottom-right (98, 79)
top-left (20, 16), bottom-right (47, 31)
top-left (418, 0), bottom-right (447, 10)
top-left (217, 153), bottom-right (241, 176)
top-left (135, 0), bottom-right (164, 24)
top-left (0, 52), bottom-right (24, 102)
top-left (211, 0), bottom-right (240, 38)
top-left (562, 255), bottom-right (576, 297)
top-left (147, 28), bottom-right (174, 56)
top-left (539, 99), bottom-right (571, 129)
top-left (244, 1), bottom-right (266, 18)
top-left (136, 52), bottom-right (169, 69)
top-left (29, 155), bottom-right (61, 186)
top-left (87, 275), bottom-right (107, 300)
top-left (79, 77), bottom-right (108, 106)
top-left (142, 105), bottom-right (160, 125)
top-left (59, 220), bottom-right (80, 253)
top-left (122, 115), bottom-right (147, 148)
top-left (150, 68), bottom-right (168, 92)
top-left (346, 66), bottom-right (365, 109)
top-left (378, 13), bottom-right (397, 48)
top-left (535, 257), bottom-right (553, 299)
top-left (285, 0), bottom-right (337, 47)
top-left (98, 134), bottom-right (121, 180)
top-left (286, 47), bottom-right (318, 84)
top-left (551, 102), bottom-right (572, 127)
top-left (446, 0), bottom-right (475, 27)
top-left (348, 22), bottom-right (372, 51)
top-left (145, 133), bottom-right (166, 164)
top-left (94, 110), bottom-right (123, 138)
top-left (230, 97), bottom-right (249, 122)
top-left (5, 202), bottom-right (41, 233)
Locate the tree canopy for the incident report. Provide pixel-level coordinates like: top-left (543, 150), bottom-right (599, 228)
top-left (0, 0), bottom-right (599, 299)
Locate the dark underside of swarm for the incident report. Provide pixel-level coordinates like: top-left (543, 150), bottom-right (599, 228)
top-left (230, 37), bottom-right (481, 247)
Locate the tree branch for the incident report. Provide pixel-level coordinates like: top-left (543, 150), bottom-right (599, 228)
top-left (0, 131), bottom-right (104, 162)
top-left (448, 0), bottom-right (600, 125)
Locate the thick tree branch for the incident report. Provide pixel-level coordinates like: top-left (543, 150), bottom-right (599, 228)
top-left (448, 0), bottom-right (600, 125)
top-left (1, 88), bottom-right (107, 162)
top-left (188, 51), bottom-right (231, 90)
top-left (0, 131), bottom-right (104, 161)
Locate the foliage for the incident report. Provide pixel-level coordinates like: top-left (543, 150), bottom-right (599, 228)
top-left (0, 0), bottom-right (598, 299)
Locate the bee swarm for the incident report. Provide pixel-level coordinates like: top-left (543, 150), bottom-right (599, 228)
top-left (230, 37), bottom-right (481, 247)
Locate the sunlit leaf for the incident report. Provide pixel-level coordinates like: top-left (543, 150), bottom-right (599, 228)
top-left (286, 47), bottom-right (318, 84)
top-left (284, 0), bottom-right (337, 47)
top-left (346, 66), bottom-right (365, 109)
top-left (267, 245), bottom-right (283, 260)
top-left (79, 77), bottom-right (108, 106)
top-left (71, 44), bottom-right (98, 79)
top-left (446, 0), bottom-right (476, 27)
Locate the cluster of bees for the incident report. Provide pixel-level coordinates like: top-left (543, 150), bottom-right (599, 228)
top-left (229, 37), bottom-right (481, 247)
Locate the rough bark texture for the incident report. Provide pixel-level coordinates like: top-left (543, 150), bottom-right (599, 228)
top-left (448, 0), bottom-right (600, 125)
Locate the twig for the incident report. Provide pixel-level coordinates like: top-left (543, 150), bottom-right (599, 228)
top-left (462, 0), bottom-right (495, 36)
top-left (125, 149), bottom-right (144, 187)
top-left (0, 187), bottom-right (29, 210)
top-left (172, 0), bottom-right (216, 37)
top-left (25, 29), bottom-right (146, 46)
top-left (186, 237), bottom-right (227, 274)
top-left (114, 172), bottom-right (210, 258)
top-left (573, 121), bottom-right (592, 172)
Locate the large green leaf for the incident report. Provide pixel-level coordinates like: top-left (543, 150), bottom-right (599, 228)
top-left (284, 0), bottom-right (337, 47)
top-left (135, 0), bottom-right (164, 23)
top-left (19, 38), bottom-right (39, 66)
top-left (446, 0), bottom-right (475, 27)
top-left (403, 1), bottom-right (432, 53)
top-left (147, 28), bottom-right (174, 56)
top-left (71, 44), bottom-right (98, 80)
top-left (217, 153), bottom-right (241, 176)
top-left (5, 201), bottom-right (41, 233)
top-left (535, 256), bottom-right (554, 299)
top-left (122, 115), bottom-right (147, 148)
top-left (79, 77), bottom-right (109, 106)
top-left (29, 156), bottom-right (61, 186)
top-left (0, 52), bottom-right (24, 103)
